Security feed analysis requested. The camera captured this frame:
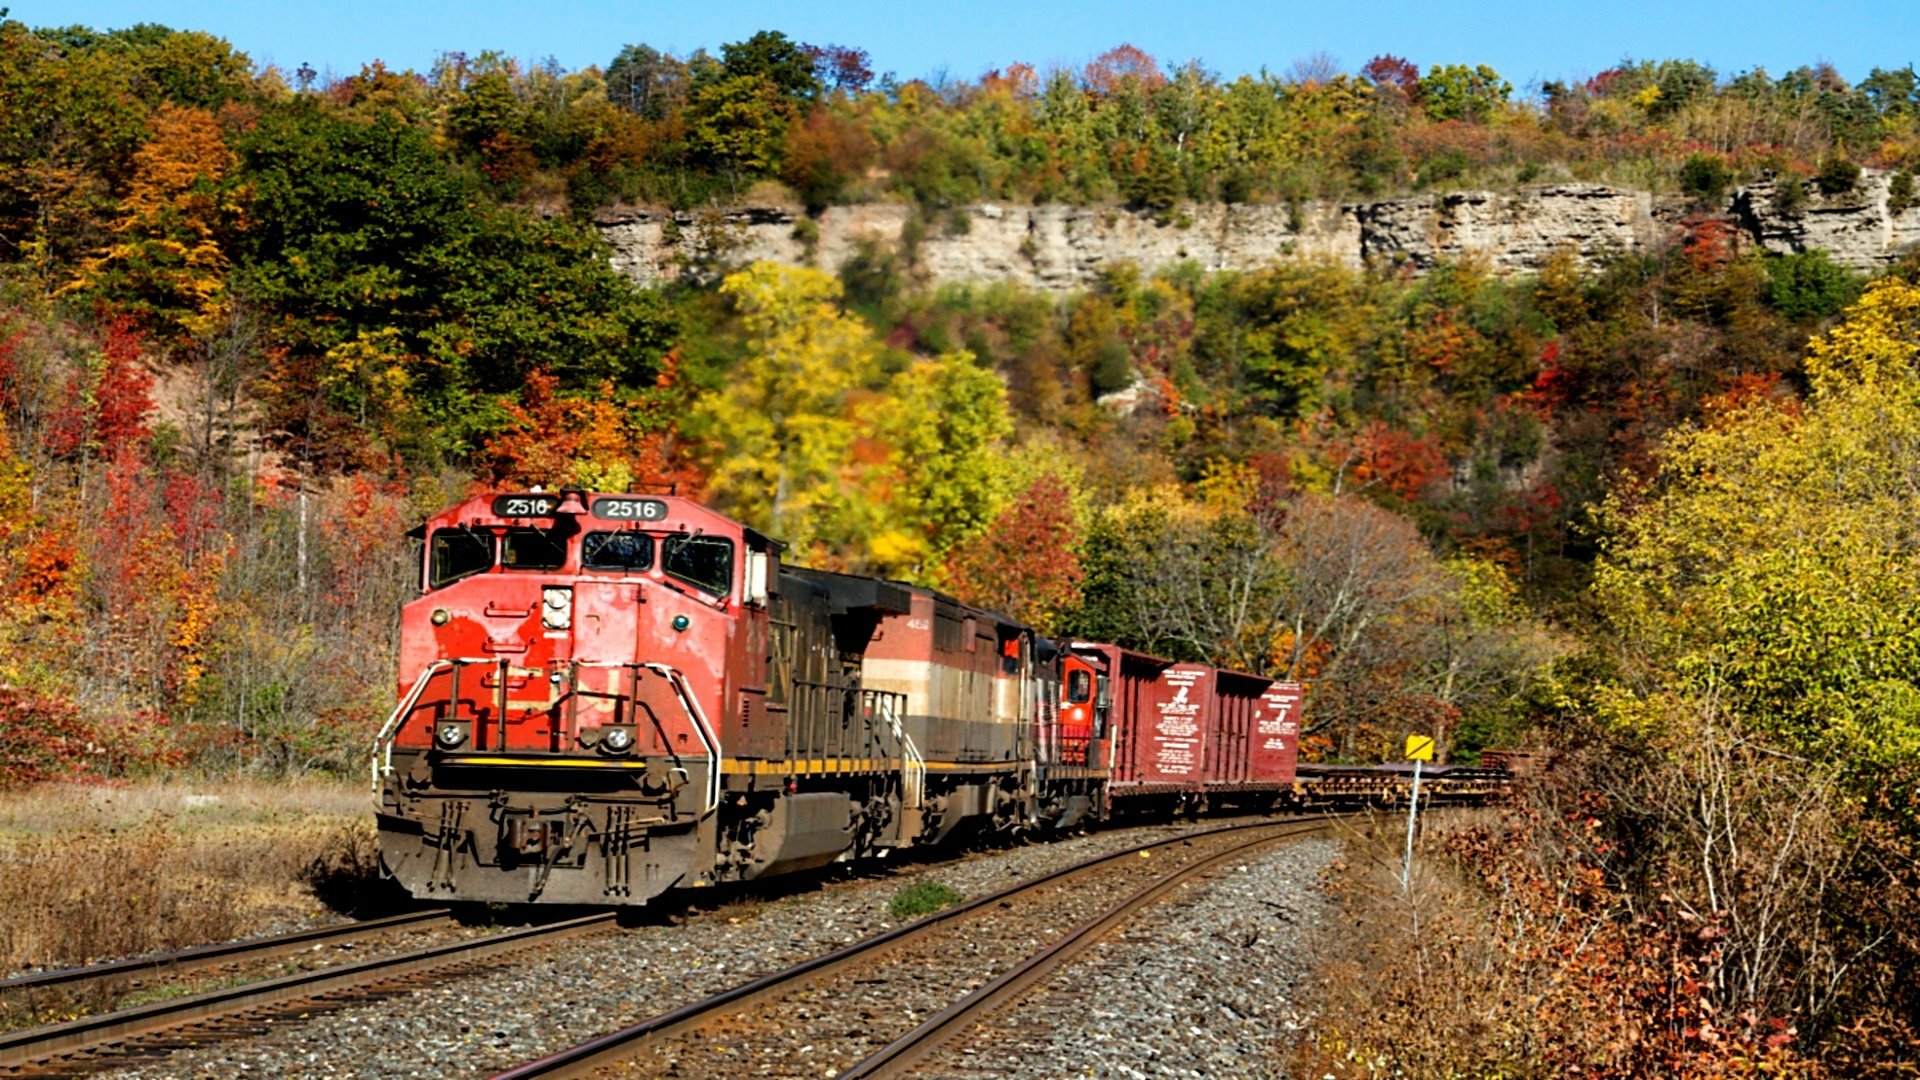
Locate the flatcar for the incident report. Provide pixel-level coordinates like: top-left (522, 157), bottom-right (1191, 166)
top-left (372, 489), bottom-right (1494, 907)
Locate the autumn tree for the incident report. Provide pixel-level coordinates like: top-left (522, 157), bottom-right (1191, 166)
top-left (480, 363), bottom-right (695, 493)
top-left (1595, 277), bottom-right (1920, 770)
top-left (696, 263), bottom-right (884, 559)
top-left (862, 349), bottom-right (1013, 576)
top-left (70, 102), bottom-right (240, 341)
top-left (781, 108), bottom-right (877, 211)
top-left (945, 472), bottom-right (1085, 627)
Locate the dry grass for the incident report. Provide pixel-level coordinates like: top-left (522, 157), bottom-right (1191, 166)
top-left (1281, 809), bottom-right (1536, 1078)
top-left (0, 779), bottom-right (381, 979)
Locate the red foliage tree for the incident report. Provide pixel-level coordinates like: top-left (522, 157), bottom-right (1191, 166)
top-left (1362, 54), bottom-right (1422, 103)
top-left (1345, 421), bottom-right (1449, 502)
top-left (0, 687), bottom-right (102, 789)
top-left (944, 473), bottom-right (1084, 629)
top-left (803, 44), bottom-right (873, 94)
top-left (479, 359), bottom-right (698, 493)
top-left (93, 317), bottom-right (156, 460)
top-left (47, 317), bottom-right (155, 462)
top-left (1083, 45), bottom-right (1165, 97)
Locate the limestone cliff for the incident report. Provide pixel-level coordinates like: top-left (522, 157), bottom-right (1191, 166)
top-left (598, 171), bottom-right (1919, 290)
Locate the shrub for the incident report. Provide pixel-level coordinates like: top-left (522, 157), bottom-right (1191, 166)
top-left (1417, 148), bottom-right (1472, 187)
top-left (888, 878), bottom-right (962, 919)
top-left (839, 237), bottom-right (903, 309)
top-left (1891, 170), bottom-right (1915, 217)
top-left (790, 216), bottom-right (820, 259)
top-left (1764, 250), bottom-right (1861, 320)
top-left (1679, 152), bottom-right (1733, 201)
top-left (1774, 171), bottom-right (1809, 214)
top-left (1816, 155), bottom-right (1861, 196)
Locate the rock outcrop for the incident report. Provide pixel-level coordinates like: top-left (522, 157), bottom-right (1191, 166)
top-left (598, 171), bottom-right (1919, 291)
top-left (1732, 170), bottom-right (1920, 268)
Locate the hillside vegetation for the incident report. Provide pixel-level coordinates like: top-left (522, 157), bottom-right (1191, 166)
top-left (1, 19), bottom-right (1917, 1069)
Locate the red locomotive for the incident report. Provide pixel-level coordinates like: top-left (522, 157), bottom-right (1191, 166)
top-left (373, 490), bottom-right (1483, 907)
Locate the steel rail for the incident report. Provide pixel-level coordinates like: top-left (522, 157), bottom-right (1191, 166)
top-left (840, 823), bottom-right (1333, 1078)
top-left (0, 909), bottom-right (454, 997)
top-left (490, 815), bottom-right (1335, 1080)
top-left (0, 913), bottom-right (615, 1073)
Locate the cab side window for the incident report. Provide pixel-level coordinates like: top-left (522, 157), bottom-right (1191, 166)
top-left (429, 530), bottom-right (494, 588)
top-left (664, 535), bottom-right (733, 596)
top-left (502, 528), bottom-right (566, 570)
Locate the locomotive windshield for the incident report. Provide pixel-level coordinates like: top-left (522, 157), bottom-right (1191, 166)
top-left (1067, 669), bottom-right (1093, 704)
top-left (502, 527), bottom-right (567, 570)
top-left (583, 531), bottom-right (654, 571)
top-left (429, 529), bottom-right (493, 587)
top-left (664, 534), bottom-right (732, 596)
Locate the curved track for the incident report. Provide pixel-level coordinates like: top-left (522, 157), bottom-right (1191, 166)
top-left (841, 825), bottom-right (1321, 1077)
top-left (493, 815), bottom-right (1338, 1079)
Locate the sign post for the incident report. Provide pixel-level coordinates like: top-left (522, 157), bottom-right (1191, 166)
top-left (1402, 734), bottom-right (1434, 891)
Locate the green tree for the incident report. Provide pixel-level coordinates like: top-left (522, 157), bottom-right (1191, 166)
top-left (234, 101), bottom-right (671, 462)
top-left (685, 73), bottom-right (792, 183)
top-left (1418, 64), bottom-right (1511, 122)
top-left (1762, 251), bottom-right (1860, 321)
top-left (715, 30), bottom-right (821, 104)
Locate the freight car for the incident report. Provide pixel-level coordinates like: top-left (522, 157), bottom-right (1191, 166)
top-left (372, 490), bottom-right (1496, 907)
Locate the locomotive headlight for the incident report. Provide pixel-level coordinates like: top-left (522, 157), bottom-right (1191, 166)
top-left (601, 727), bottom-right (634, 753)
top-left (435, 723), bottom-right (467, 748)
top-left (671, 614), bottom-right (690, 632)
top-left (542, 587), bottom-right (571, 630)
top-left (430, 608), bottom-right (450, 626)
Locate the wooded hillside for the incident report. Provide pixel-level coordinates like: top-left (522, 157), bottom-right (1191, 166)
top-left (1, 22), bottom-right (1917, 1066)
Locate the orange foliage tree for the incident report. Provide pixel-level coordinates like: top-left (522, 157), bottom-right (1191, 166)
top-left (70, 103), bottom-right (241, 340)
top-left (479, 360), bottom-right (698, 493)
top-left (944, 473), bottom-right (1085, 629)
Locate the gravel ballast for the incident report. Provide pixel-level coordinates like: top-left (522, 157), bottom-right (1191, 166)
top-left (925, 837), bottom-right (1339, 1079)
top-left (105, 820), bottom-right (1292, 1078)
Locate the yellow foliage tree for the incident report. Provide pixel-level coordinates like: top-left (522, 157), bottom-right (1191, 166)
top-left (1804, 277), bottom-right (1920, 393)
top-left (1595, 279), bottom-right (1920, 767)
top-left (70, 104), bottom-right (241, 340)
top-left (698, 263), bottom-right (884, 561)
top-left (699, 263), bottom-right (1016, 577)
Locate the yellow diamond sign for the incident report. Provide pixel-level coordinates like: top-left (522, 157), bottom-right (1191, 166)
top-left (1405, 734), bottom-right (1435, 762)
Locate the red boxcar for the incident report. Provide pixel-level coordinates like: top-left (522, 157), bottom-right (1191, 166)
top-left (1251, 681), bottom-right (1303, 784)
top-left (1074, 641), bottom-right (1302, 807)
top-left (1204, 676), bottom-right (1302, 799)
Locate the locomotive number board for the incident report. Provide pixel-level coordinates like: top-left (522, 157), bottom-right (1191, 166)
top-left (591, 497), bottom-right (669, 522)
top-left (492, 493), bottom-right (560, 517)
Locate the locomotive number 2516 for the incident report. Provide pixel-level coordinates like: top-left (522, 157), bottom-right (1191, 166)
top-left (491, 494), bottom-right (559, 517)
top-left (591, 497), bottom-right (669, 522)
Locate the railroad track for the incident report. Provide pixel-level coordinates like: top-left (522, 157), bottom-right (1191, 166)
top-left (0, 908), bottom-right (454, 1004)
top-left (0, 912), bottom-right (614, 1076)
top-left (841, 823), bottom-right (1324, 1077)
top-left (493, 814), bottom-right (1337, 1079)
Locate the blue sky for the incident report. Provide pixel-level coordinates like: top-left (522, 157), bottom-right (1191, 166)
top-left (19, 1), bottom-right (1917, 92)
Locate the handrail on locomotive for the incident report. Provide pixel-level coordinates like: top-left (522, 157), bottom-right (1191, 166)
top-left (373, 655), bottom-right (721, 820)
